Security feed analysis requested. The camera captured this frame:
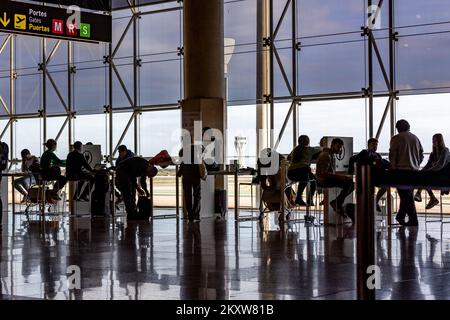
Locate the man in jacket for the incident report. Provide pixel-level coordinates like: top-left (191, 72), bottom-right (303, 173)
top-left (116, 157), bottom-right (157, 219)
top-left (389, 119), bottom-right (424, 227)
top-left (66, 141), bottom-right (95, 200)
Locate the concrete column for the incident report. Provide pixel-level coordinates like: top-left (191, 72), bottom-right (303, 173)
top-left (182, 0), bottom-right (226, 217)
top-left (255, 0), bottom-right (271, 208)
top-left (256, 0), bottom-right (270, 157)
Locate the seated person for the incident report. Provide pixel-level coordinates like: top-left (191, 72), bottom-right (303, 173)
top-left (40, 139), bottom-right (67, 200)
top-left (66, 141), bottom-right (95, 200)
top-left (258, 148), bottom-right (295, 217)
top-left (316, 138), bottom-right (354, 221)
top-left (14, 149), bottom-right (41, 201)
top-left (115, 156), bottom-right (158, 219)
top-left (415, 133), bottom-right (450, 209)
top-left (115, 145), bottom-right (135, 168)
top-left (287, 135), bottom-right (322, 206)
top-left (349, 138), bottom-right (390, 212)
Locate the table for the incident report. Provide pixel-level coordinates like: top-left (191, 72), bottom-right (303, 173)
top-left (208, 168), bottom-right (255, 221)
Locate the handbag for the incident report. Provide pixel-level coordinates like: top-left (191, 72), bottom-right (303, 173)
top-left (199, 162), bottom-right (208, 181)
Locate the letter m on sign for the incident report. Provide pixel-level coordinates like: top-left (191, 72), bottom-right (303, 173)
top-left (52, 19), bottom-right (64, 35)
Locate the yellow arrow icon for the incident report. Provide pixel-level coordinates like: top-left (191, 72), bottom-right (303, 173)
top-left (0, 12), bottom-right (10, 28)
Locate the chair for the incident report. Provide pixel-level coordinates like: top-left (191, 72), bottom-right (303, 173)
top-left (291, 179), bottom-right (317, 224)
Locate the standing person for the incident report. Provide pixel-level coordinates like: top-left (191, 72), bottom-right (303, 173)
top-left (349, 138), bottom-right (390, 212)
top-left (115, 156), bottom-right (157, 220)
top-left (177, 144), bottom-right (203, 223)
top-left (40, 139), bottom-right (67, 200)
top-left (414, 134), bottom-right (450, 210)
top-left (389, 119), bottom-right (424, 227)
top-left (14, 149), bottom-right (41, 201)
top-left (66, 141), bottom-right (95, 200)
top-left (287, 135), bottom-right (322, 206)
top-left (316, 138), bottom-right (355, 220)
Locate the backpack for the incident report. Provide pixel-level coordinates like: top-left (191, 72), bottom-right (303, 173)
top-left (0, 142), bottom-right (9, 171)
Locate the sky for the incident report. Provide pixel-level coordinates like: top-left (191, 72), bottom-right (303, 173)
top-left (1, 0), bottom-right (450, 168)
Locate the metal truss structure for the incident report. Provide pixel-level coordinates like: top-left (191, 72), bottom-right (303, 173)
top-left (0, 1), bottom-right (182, 167)
top-left (267, 0), bottom-right (397, 151)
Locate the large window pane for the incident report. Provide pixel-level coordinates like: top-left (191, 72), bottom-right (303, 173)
top-left (139, 9), bottom-right (181, 56)
top-left (396, 0), bottom-right (450, 27)
top-left (226, 50), bottom-right (257, 104)
top-left (225, 0), bottom-right (257, 46)
top-left (140, 57), bottom-right (181, 106)
top-left (73, 114), bottom-right (108, 159)
top-left (298, 99), bottom-right (367, 152)
top-left (396, 33), bottom-right (450, 94)
top-left (298, 39), bottom-right (365, 95)
top-left (74, 65), bottom-right (107, 114)
top-left (47, 117), bottom-right (69, 157)
top-left (15, 35), bottom-right (41, 70)
top-left (140, 110), bottom-right (181, 157)
top-left (14, 119), bottom-right (42, 160)
top-left (297, 0), bottom-right (365, 37)
top-left (15, 73), bottom-right (41, 114)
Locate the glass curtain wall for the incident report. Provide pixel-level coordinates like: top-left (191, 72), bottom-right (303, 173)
top-left (1, 0), bottom-right (450, 204)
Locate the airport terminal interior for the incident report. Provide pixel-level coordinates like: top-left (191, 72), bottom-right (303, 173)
top-left (1, 0), bottom-right (450, 300)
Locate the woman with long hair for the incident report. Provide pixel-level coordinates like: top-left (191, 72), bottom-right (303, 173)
top-left (415, 133), bottom-right (450, 209)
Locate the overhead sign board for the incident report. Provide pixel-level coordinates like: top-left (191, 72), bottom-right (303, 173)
top-left (0, 1), bottom-right (112, 43)
top-left (26, 0), bottom-right (111, 12)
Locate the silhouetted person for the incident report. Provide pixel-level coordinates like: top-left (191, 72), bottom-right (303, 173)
top-left (414, 133), bottom-right (450, 210)
top-left (287, 135), bottom-right (322, 206)
top-left (41, 139), bottom-right (67, 200)
top-left (316, 138), bottom-right (354, 221)
top-left (115, 157), bottom-right (157, 219)
top-left (178, 144), bottom-right (202, 223)
top-left (349, 138), bottom-right (390, 212)
top-left (66, 141), bottom-right (95, 200)
top-left (390, 120), bottom-right (423, 227)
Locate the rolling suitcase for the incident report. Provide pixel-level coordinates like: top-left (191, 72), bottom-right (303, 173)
top-left (137, 196), bottom-right (153, 219)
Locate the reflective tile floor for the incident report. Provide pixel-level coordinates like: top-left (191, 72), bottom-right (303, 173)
top-left (1, 210), bottom-right (450, 300)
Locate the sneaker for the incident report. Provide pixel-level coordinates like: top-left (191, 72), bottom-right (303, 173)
top-left (425, 197), bottom-right (439, 210)
top-left (395, 214), bottom-right (405, 226)
top-left (414, 192), bottom-right (422, 202)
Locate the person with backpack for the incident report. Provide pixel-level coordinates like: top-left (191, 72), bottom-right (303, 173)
top-left (14, 149), bottom-right (41, 201)
top-left (40, 139), bottom-right (67, 200)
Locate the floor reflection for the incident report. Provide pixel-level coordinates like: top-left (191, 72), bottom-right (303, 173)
top-left (1, 211), bottom-right (450, 300)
